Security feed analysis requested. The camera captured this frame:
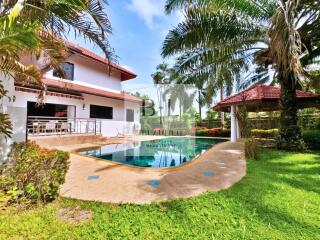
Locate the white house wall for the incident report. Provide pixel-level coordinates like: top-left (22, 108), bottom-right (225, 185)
top-left (44, 54), bottom-right (122, 93)
top-left (0, 77), bottom-right (27, 164)
top-left (13, 90), bottom-right (140, 137)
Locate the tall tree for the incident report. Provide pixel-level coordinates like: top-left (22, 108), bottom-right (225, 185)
top-left (162, 0), bottom-right (320, 151)
top-left (0, 0), bottom-right (113, 137)
top-left (163, 83), bottom-right (196, 120)
top-left (151, 63), bottom-right (171, 124)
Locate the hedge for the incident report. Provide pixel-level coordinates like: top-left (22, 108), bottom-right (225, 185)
top-left (303, 130), bottom-right (320, 151)
top-left (196, 128), bottom-right (230, 137)
top-left (250, 128), bottom-right (319, 151)
top-left (251, 129), bottom-right (279, 139)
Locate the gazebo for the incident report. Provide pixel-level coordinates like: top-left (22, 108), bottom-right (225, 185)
top-left (212, 84), bottom-right (320, 142)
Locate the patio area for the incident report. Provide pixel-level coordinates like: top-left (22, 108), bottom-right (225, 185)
top-left (50, 137), bottom-right (245, 204)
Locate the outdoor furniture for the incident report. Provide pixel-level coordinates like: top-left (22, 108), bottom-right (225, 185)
top-left (45, 121), bottom-right (56, 134)
top-left (58, 122), bottom-right (70, 134)
top-left (32, 122), bottom-right (40, 135)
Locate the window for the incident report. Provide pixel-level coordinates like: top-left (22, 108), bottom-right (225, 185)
top-left (27, 102), bottom-right (69, 118)
top-left (126, 109), bottom-right (134, 122)
top-left (53, 62), bottom-right (74, 80)
top-left (90, 105), bottom-right (113, 119)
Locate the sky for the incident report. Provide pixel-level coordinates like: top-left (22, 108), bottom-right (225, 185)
top-left (71, 0), bottom-right (211, 115)
top-left (74, 0), bottom-right (181, 89)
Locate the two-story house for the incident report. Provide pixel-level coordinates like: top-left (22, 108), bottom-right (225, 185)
top-left (1, 40), bottom-right (142, 150)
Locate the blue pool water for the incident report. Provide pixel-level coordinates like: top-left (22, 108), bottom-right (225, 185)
top-left (79, 138), bottom-right (225, 168)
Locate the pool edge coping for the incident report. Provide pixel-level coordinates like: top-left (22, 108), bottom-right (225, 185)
top-left (69, 137), bottom-right (231, 173)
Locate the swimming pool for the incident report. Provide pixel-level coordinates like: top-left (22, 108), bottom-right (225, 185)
top-left (78, 137), bottom-right (226, 168)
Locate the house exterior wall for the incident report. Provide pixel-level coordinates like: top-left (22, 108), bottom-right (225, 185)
top-left (12, 90), bottom-right (140, 137)
top-left (1, 47), bottom-right (139, 163)
top-left (0, 77), bottom-right (27, 164)
top-left (44, 54), bottom-right (122, 93)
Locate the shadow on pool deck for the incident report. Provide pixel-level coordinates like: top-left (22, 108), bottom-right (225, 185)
top-left (57, 137), bottom-right (246, 204)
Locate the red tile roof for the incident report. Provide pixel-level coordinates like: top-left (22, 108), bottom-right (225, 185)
top-left (63, 39), bottom-right (137, 81)
top-left (213, 84), bottom-right (319, 110)
top-left (42, 78), bottom-right (142, 103)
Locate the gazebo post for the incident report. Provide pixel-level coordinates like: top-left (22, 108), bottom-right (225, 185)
top-left (236, 106), bottom-right (241, 140)
top-left (230, 105), bottom-right (237, 142)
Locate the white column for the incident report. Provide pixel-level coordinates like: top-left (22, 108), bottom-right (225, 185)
top-left (236, 106), bottom-right (241, 139)
top-left (236, 117), bottom-right (241, 139)
top-left (231, 105), bottom-right (237, 142)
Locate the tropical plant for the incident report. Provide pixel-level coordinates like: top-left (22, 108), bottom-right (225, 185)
top-left (0, 142), bottom-right (70, 206)
top-left (162, 0), bottom-right (320, 151)
top-left (163, 83), bottom-right (196, 120)
top-left (151, 63), bottom-right (172, 124)
top-left (0, 0), bottom-right (113, 137)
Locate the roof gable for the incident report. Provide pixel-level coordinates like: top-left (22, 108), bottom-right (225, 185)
top-left (64, 39), bottom-right (137, 81)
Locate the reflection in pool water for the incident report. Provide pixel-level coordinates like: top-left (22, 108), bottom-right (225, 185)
top-left (79, 138), bottom-right (225, 168)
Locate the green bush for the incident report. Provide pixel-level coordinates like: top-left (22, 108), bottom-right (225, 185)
top-left (196, 128), bottom-right (231, 137)
top-left (0, 142), bottom-right (70, 206)
top-left (245, 138), bottom-right (260, 160)
top-left (303, 130), bottom-right (320, 151)
top-left (251, 129), bottom-right (279, 139)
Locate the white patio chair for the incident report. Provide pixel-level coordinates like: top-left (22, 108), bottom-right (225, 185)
top-left (32, 122), bottom-right (40, 135)
top-left (59, 122), bottom-right (70, 134)
top-left (45, 121), bottom-right (56, 135)
top-left (116, 124), bottom-right (134, 138)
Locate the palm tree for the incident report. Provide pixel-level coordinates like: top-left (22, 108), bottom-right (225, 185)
top-left (0, 0), bottom-right (113, 137)
top-left (163, 83), bottom-right (196, 120)
top-left (162, 0), bottom-right (320, 151)
top-left (151, 63), bottom-right (172, 124)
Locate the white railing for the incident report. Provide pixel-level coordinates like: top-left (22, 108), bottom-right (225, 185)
top-left (27, 116), bottom-right (102, 137)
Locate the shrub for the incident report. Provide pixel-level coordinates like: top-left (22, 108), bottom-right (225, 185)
top-left (215, 129), bottom-right (231, 137)
top-left (303, 130), bottom-right (320, 151)
top-left (195, 128), bottom-right (231, 137)
top-left (0, 142), bottom-right (69, 206)
top-left (245, 138), bottom-right (259, 160)
top-left (251, 129), bottom-right (279, 139)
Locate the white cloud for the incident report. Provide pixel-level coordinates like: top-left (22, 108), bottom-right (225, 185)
top-left (175, 10), bottom-right (185, 23)
top-left (126, 0), bottom-right (165, 29)
top-left (122, 65), bottom-right (134, 72)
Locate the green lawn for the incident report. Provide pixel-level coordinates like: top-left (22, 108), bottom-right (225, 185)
top-left (1, 151), bottom-right (319, 240)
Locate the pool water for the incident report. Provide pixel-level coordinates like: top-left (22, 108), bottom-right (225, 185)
top-left (79, 138), bottom-right (225, 168)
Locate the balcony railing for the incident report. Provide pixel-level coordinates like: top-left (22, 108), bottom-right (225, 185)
top-left (27, 116), bottom-right (102, 137)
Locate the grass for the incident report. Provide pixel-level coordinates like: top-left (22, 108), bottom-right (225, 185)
top-left (1, 150), bottom-right (319, 240)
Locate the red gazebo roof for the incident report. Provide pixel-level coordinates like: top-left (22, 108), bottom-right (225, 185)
top-left (213, 84), bottom-right (320, 112)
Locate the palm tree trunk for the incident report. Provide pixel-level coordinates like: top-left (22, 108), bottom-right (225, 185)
top-left (278, 72), bottom-right (305, 151)
top-left (198, 90), bottom-right (202, 121)
top-left (179, 100), bottom-right (182, 121)
top-left (159, 88), bottom-right (163, 125)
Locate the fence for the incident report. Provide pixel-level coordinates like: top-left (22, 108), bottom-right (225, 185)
top-left (27, 116), bottom-right (102, 137)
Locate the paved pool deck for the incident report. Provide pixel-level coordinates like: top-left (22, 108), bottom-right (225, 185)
top-left (55, 136), bottom-right (246, 204)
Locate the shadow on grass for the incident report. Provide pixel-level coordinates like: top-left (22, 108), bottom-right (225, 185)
top-left (159, 150), bottom-right (320, 236)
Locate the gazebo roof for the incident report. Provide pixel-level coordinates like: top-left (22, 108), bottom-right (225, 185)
top-left (213, 84), bottom-right (320, 112)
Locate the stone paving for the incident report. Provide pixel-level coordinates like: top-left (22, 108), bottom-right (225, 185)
top-left (55, 136), bottom-right (246, 204)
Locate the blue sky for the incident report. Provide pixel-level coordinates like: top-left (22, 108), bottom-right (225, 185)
top-left (107, 0), bottom-right (180, 86)
top-left (74, 0), bottom-right (181, 88)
